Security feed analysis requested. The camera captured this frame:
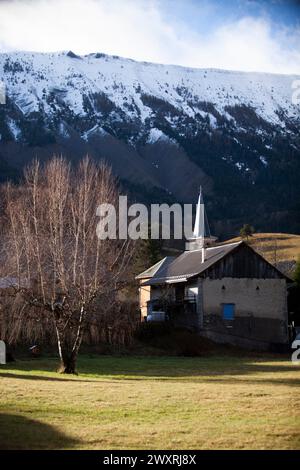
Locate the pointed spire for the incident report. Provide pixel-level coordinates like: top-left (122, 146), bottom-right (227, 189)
top-left (185, 186), bottom-right (216, 251)
top-left (193, 186), bottom-right (210, 239)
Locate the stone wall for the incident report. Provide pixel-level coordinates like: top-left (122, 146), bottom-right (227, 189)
top-left (202, 277), bottom-right (288, 348)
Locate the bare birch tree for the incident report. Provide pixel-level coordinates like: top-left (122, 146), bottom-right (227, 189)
top-left (2, 156), bottom-right (134, 373)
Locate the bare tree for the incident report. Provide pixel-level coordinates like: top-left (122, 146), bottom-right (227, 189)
top-left (2, 156), bottom-right (134, 373)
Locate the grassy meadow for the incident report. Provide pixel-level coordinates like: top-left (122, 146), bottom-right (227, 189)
top-left (225, 232), bottom-right (300, 267)
top-left (0, 354), bottom-right (299, 450)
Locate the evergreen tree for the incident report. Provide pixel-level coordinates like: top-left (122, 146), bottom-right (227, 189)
top-left (240, 223), bottom-right (255, 241)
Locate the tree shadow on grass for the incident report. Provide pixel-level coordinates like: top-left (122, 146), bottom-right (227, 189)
top-left (0, 413), bottom-right (79, 450)
top-left (77, 355), bottom-right (298, 377)
top-left (0, 355), bottom-right (299, 387)
top-left (0, 371), bottom-right (101, 383)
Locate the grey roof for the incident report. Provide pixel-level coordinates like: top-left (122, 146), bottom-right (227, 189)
top-left (135, 256), bottom-right (176, 280)
top-left (141, 241), bottom-right (242, 286)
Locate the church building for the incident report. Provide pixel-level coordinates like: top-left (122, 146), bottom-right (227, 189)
top-left (136, 188), bottom-right (292, 351)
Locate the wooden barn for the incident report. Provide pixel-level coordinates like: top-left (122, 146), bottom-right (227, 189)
top-left (136, 189), bottom-right (292, 351)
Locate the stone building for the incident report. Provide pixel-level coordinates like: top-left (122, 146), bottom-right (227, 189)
top-left (136, 189), bottom-right (292, 351)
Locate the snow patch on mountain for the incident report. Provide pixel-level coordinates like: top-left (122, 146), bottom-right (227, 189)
top-left (0, 50), bottom-right (299, 132)
top-left (259, 156), bottom-right (268, 166)
top-left (147, 127), bottom-right (177, 145)
top-left (82, 125), bottom-right (107, 141)
top-left (7, 118), bottom-right (21, 141)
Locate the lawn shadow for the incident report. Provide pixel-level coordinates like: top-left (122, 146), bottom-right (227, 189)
top-left (0, 371), bottom-right (101, 383)
top-left (77, 355), bottom-right (297, 375)
top-left (0, 413), bottom-right (79, 450)
top-left (1, 355), bottom-right (298, 387)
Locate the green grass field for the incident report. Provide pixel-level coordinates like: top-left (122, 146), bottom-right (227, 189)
top-left (0, 355), bottom-right (299, 450)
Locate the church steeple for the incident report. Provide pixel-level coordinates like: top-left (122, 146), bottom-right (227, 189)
top-left (186, 186), bottom-right (217, 253)
top-left (193, 186), bottom-right (210, 239)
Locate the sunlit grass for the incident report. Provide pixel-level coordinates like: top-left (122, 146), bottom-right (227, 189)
top-left (0, 355), bottom-right (299, 449)
top-left (225, 232), bottom-right (300, 264)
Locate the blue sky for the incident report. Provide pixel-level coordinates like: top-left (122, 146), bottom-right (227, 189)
top-left (159, 0), bottom-right (300, 32)
top-left (0, 0), bottom-right (299, 74)
top-left (158, 0), bottom-right (300, 56)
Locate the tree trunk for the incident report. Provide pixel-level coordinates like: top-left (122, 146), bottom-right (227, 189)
top-left (55, 325), bottom-right (78, 374)
top-left (58, 353), bottom-right (77, 374)
top-left (54, 308), bottom-right (86, 374)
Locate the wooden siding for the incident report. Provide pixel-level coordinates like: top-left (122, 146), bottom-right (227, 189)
top-left (204, 243), bottom-right (285, 280)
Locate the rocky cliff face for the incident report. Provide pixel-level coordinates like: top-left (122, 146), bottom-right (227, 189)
top-left (0, 50), bottom-right (299, 236)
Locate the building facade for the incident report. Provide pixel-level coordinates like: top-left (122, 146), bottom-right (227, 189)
top-left (136, 189), bottom-right (291, 351)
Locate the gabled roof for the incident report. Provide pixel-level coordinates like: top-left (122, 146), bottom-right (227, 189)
top-left (141, 241), bottom-right (242, 286)
top-left (135, 256), bottom-right (176, 280)
top-left (140, 241), bottom-right (291, 286)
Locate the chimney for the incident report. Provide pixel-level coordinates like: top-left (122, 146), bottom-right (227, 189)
top-left (201, 246), bottom-right (205, 263)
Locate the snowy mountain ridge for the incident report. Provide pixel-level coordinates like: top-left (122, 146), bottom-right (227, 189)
top-left (1, 50), bottom-right (299, 135)
top-left (0, 50), bottom-right (300, 235)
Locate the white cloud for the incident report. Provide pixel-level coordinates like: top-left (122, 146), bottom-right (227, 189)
top-left (185, 17), bottom-right (300, 74)
top-left (0, 0), bottom-right (299, 74)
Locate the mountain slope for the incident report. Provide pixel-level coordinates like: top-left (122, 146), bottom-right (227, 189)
top-left (0, 51), bottom-right (299, 236)
top-left (223, 233), bottom-right (300, 275)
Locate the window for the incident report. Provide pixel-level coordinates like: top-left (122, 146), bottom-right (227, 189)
top-left (185, 286), bottom-right (198, 302)
top-left (222, 303), bottom-right (235, 320)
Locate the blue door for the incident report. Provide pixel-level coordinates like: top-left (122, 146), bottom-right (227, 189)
top-left (223, 303), bottom-right (235, 320)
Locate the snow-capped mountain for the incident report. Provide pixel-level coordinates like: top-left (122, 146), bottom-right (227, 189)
top-left (0, 51), bottom-right (300, 235)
